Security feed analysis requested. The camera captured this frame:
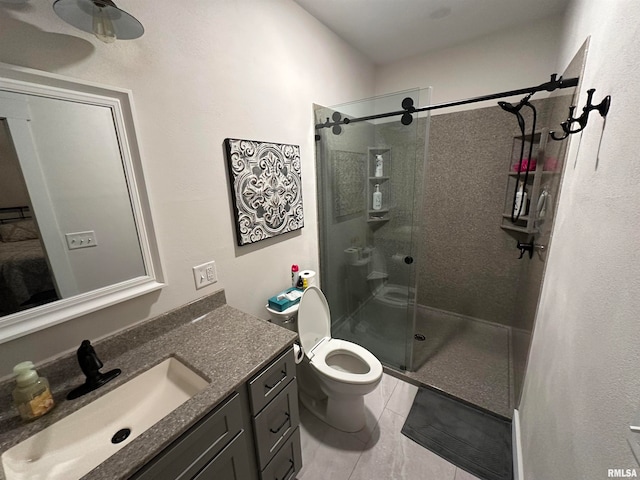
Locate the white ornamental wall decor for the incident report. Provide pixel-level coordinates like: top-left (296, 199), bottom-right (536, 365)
top-left (224, 138), bottom-right (304, 246)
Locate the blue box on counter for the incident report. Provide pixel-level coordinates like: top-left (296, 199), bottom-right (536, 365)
top-left (268, 287), bottom-right (304, 312)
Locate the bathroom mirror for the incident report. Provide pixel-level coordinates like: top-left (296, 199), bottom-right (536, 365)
top-left (0, 63), bottom-right (164, 343)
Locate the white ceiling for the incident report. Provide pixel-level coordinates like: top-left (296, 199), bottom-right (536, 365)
top-left (294, 0), bottom-right (570, 65)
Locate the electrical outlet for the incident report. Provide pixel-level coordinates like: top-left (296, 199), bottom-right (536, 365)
top-left (193, 261), bottom-right (217, 290)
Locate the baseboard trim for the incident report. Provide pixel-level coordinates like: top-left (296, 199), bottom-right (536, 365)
top-left (513, 408), bottom-right (524, 480)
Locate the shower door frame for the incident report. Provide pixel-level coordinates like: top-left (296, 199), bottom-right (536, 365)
top-left (313, 89), bottom-right (427, 372)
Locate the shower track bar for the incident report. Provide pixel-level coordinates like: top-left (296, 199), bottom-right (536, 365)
top-left (315, 74), bottom-right (579, 131)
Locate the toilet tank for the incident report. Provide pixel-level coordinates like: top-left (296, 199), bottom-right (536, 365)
top-left (265, 304), bottom-right (298, 332)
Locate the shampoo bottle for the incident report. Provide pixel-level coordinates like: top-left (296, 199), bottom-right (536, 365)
top-left (374, 155), bottom-right (384, 177)
top-left (513, 181), bottom-right (528, 216)
top-left (12, 361), bottom-right (54, 421)
top-left (537, 187), bottom-right (551, 219)
top-left (372, 184), bottom-right (382, 210)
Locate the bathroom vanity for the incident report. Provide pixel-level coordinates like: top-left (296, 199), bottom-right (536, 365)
top-left (131, 348), bottom-right (301, 480)
top-left (0, 291), bottom-right (301, 480)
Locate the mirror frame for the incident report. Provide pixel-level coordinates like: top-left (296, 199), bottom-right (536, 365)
top-left (0, 62), bottom-right (164, 343)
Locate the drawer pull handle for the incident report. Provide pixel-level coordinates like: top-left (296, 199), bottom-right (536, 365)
top-left (269, 412), bottom-right (290, 434)
top-left (265, 370), bottom-right (287, 390)
top-left (275, 459), bottom-right (295, 480)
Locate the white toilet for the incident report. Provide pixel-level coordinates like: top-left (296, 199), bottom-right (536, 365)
top-left (265, 303), bottom-right (299, 332)
top-left (297, 285), bottom-right (383, 432)
top-left (346, 247), bottom-right (416, 309)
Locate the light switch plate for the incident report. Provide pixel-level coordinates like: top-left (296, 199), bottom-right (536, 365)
top-left (65, 231), bottom-right (97, 250)
top-left (193, 261), bottom-right (217, 290)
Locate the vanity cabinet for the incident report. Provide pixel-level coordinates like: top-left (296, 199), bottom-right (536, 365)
top-left (130, 390), bottom-right (256, 480)
top-left (500, 129), bottom-right (559, 235)
top-left (129, 347), bottom-right (301, 480)
top-left (248, 348), bottom-right (301, 480)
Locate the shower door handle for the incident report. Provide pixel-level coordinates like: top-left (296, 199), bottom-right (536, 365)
top-left (404, 256), bottom-right (414, 264)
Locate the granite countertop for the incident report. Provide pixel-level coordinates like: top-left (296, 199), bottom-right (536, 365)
top-left (0, 292), bottom-right (297, 480)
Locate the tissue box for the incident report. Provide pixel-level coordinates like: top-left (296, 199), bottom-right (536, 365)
top-left (268, 287), bottom-right (304, 312)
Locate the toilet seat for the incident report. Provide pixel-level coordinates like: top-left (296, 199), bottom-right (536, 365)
top-left (298, 286), bottom-right (382, 384)
top-left (298, 285), bottom-right (332, 356)
top-left (310, 338), bottom-right (383, 385)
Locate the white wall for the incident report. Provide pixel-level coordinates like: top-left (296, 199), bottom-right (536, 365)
top-left (0, 0), bottom-right (374, 376)
top-left (375, 16), bottom-right (564, 112)
top-left (518, 1), bottom-right (640, 478)
top-left (25, 95), bottom-right (144, 294)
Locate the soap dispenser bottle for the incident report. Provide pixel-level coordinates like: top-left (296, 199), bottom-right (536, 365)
top-left (12, 361), bottom-right (54, 421)
top-left (374, 154), bottom-right (384, 177)
top-left (513, 181), bottom-right (528, 216)
top-left (372, 184), bottom-right (383, 210)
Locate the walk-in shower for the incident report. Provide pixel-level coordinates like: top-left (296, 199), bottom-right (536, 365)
top-left (314, 88), bottom-right (428, 373)
top-left (314, 43), bottom-right (589, 417)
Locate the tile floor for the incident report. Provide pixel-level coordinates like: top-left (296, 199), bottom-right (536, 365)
top-left (296, 373), bottom-right (482, 480)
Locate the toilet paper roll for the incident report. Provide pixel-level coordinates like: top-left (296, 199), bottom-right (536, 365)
top-left (293, 342), bottom-right (304, 364)
top-left (391, 253), bottom-right (405, 264)
top-left (299, 270), bottom-right (317, 287)
top-left (344, 248), bottom-right (360, 265)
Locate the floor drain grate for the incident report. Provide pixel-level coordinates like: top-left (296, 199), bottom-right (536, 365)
top-left (414, 333), bottom-right (426, 341)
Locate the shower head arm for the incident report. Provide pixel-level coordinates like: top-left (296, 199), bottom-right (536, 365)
top-left (509, 101), bottom-right (538, 223)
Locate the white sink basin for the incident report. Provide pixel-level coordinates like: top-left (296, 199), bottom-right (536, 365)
top-left (1, 357), bottom-right (209, 480)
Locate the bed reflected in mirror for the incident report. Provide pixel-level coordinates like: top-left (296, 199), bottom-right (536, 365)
top-left (0, 208), bottom-right (58, 315)
top-left (0, 122), bottom-right (58, 315)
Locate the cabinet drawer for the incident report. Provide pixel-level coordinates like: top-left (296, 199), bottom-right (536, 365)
top-left (192, 431), bottom-right (254, 480)
top-left (248, 348), bottom-right (296, 414)
top-left (259, 427), bottom-right (302, 480)
top-left (253, 378), bottom-right (299, 469)
top-left (131, 392), bottom-right (243, 480)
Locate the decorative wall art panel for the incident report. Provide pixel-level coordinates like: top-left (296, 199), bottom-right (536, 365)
top-left (224, 138), bottom-right (304, 246)
top-left (331, 150), bottom-right (365, 221)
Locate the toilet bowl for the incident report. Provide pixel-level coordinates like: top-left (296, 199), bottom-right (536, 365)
top-left (370, 282), bottom-right (415, 309)
top-left (367, 248), bottom-right (415, 308)
top-left (297, 286), bottom-right (383, 432)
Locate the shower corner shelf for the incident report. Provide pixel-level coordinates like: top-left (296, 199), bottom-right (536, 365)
top-left (500, 129), bottom-right (552, 236)
top-left (368, 207), bottom-right (389, 223)
top-left (367, 147), bottom-right (392, 223)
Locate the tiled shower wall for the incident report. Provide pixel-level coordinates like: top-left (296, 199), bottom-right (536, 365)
top-left (413, 100), bottom-right (551, 331)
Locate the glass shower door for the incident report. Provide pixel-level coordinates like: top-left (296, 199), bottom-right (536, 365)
top-left (314, 89), bottom-right (429, 370)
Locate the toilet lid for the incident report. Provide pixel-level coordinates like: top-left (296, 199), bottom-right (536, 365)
top-left (298, 286), bottom-right (331, 356)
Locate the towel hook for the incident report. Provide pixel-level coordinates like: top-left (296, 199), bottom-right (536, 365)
top-left (550, 89), bottom-right (611, 141)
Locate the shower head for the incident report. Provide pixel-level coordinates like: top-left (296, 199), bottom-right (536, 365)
top-left (499, 102), bottom-right (526, 132)
top-left (498, 92), bottom-right (533, 114)
top-left (499, 93), bottom-right (535, 135)
top-left (498, 100), bottom-right (523, 114)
